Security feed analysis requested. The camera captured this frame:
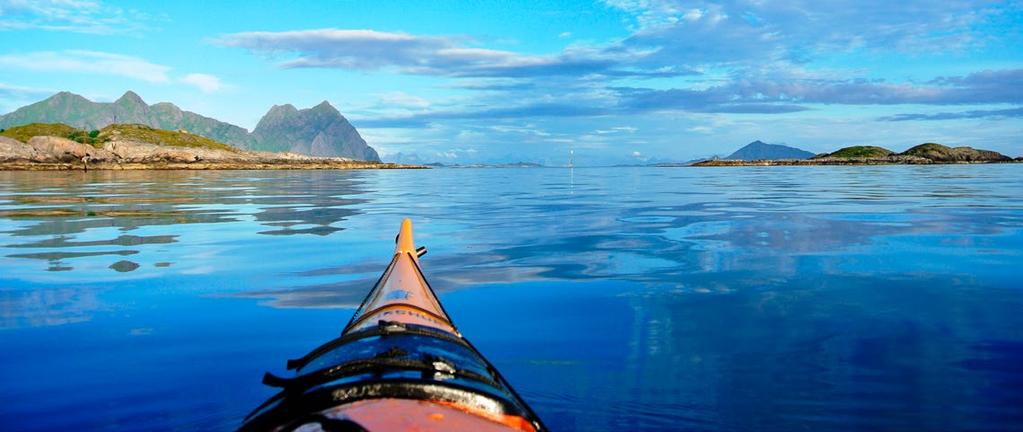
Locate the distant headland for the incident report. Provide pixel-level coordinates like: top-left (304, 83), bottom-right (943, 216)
top-left (0, 123), bottom-right (421, 170)
top-left (692, 141), bottom-right (1020, 166)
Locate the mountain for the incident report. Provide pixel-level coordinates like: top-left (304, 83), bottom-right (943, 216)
top-left (251, 102), bottom-right (378, 161)
top-left (0, 91), bottom-right (254, 148)
top-left (725, 140), bottom-right (815, 160)
top-left (0, 91), bottom-right (379, 161)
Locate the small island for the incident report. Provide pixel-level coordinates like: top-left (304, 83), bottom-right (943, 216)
top-left (693, 143), bottom-right (1020, 166)
top-left (0, 123), bottom-right (422, 170)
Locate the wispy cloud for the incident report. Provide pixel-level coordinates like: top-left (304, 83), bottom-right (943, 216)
top-left (377, 91), bottom-right (431, 109)
top-left (606, 0), bottom-right (1012, 67)
top-left (0, 50), bottom-right (171, 82)
top-left (0, 0), bottom-right (148, 34)
top-left (0, 82), bottom-right (54, 98)
top-left (879, 107), bottom-right (1023, 121)
top-left (0, 50), bottom-right (228, 94)
top-left (217, 2), bottom-right (1018, 81)
top-left (215, 28), bottom-right (694, 78)
top-left (616, 68), bottom-right (1023, 113)
top-left (180, 73), bottom-right (223, 93)
top-left (357, 67), bottom-right (1022, 129)
top-left (356, 102), bottom-right (611, 129)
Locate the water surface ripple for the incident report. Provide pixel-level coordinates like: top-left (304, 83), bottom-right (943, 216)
top-left (0, 166), bottom-right (1021, 431)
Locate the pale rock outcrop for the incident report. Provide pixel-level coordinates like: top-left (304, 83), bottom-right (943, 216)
top-left (103, 140), bottom-right (241, 163)
top-left (0, 136), bottom-right (44, 162)
top-left (27, 136), bottom-right (116, 162)
top-left (0, 134), bottom-right (400, 170)
top-left (100, 140), bottom-right (355, 164)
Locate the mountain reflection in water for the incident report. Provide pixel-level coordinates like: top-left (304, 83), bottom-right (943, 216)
top-left (0, 166), bottom-right (1021, 431)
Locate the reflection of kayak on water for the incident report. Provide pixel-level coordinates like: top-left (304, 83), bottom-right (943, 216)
top-left (240, 219), bottom-right (546, 432)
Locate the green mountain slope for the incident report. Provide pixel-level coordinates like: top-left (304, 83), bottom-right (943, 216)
top-left (817, 146), bottom-right (894, 158)
top-left (0, 122), bottom-right (235, 151)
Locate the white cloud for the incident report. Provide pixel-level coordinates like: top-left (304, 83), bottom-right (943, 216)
top-left (682, 8), bottom-right (704, 22)
top-left (180, 73), bottom-right (222, 93)
top-left (377, 91), bottom-right (430, 108)
top-left (558, 31), bottom-right (572, 38)
top-left (0, 82), bottom-right (54, 97)
top-left (0, 50), bottom-right (170, 82)
top-left (0, 0), bottom-right (148, 34)
top-left (595, 127), bottom-right (636, 134)
top-left (0, 51), bottom-right (231, 95)
top-left (490, 124), bottom-right (552, 137)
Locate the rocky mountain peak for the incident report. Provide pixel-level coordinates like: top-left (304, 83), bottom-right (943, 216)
top-left (311, 100), bottom-right (339, 114)
top-left (270, 103), bottom-right (298, 113)
top-left (252, 101), bottom-right (378, 161)
top-left (116, 90), bottom-right (146, 107)
top-left (46, 91), bottom-right (90, 104)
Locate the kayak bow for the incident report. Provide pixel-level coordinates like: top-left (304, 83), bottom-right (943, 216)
top-left (241, 219), bottom-right (545, 432)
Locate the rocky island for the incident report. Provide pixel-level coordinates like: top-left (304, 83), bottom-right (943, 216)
top-left (694, 143), bottom-right (1019, 166)
top-left (0, 123), bottom-right (419, 170)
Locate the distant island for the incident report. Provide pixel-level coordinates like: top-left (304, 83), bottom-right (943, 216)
top-left (693, 141), bottom-right (1020, 166)
top-left (0, 90), bottom-right (380, 161)
top-left (0, 123), bottom-right (419, 170)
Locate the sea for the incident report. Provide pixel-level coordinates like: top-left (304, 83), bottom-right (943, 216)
top-left (0, 166), bottom-right (1021, 431)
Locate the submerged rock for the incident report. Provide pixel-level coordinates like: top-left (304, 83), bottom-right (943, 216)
top-left (109, 260), bottom-right (140, 272)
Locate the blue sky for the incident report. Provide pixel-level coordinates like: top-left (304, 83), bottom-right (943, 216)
top-left (1, 0), bottom-right (1021, 164)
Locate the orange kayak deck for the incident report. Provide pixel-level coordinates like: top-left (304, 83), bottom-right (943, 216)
top-left (320, 398), bottom-right (536, 432)
top-left (240, 219), bottom-right (544, 432)
top-left (344, 220), bottom-right (457, 334)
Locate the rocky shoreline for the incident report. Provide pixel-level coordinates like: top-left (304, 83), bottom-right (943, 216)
top-left (0, 135), bottom-right (422, 170)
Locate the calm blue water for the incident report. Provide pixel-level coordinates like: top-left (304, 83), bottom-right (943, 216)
top-left (1, 166), bottom-right (1021, 431)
